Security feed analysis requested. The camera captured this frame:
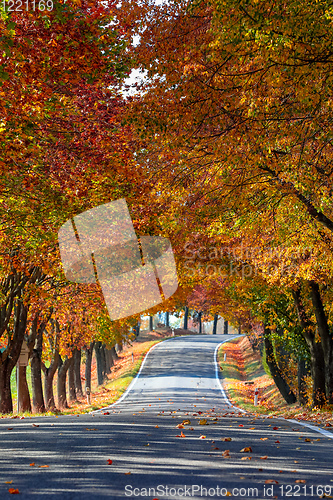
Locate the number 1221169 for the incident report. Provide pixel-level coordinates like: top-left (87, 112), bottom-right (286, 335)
top-left (2, 0), bottom-right (53, 11)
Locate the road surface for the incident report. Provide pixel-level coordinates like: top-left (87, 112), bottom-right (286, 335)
top-left (0, 334), bottom-right (332, 499)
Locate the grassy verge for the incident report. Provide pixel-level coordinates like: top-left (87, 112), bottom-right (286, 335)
top-left (218, 337), bottom-right (286, 414)
top-left (218, 337), bottom-right (333, 426)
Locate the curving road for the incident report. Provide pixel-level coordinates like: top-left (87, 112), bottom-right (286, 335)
top-left (0, 334), bottom-right (332, 500)
top-left (100, 334), bottom-right (239, 413)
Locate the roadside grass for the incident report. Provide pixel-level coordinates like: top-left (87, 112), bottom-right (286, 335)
top-left (218, 337), bottom-right (286, 414)
top-left (218, 336), bottom-right (333, 426)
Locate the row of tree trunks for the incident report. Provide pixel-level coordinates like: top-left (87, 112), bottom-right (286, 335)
top-left (94, 342), bottom-right (119, 386)
top-left (0, 265), bottom-right (45, 414)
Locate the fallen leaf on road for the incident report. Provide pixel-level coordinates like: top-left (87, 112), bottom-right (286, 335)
top-left (275, 440), bottom-right (280, 443)
top-left (240, 447), bottom-right (252, 453)
top-left (29, 463), bottom-right (35, 467)
top-left (265, 480), bottom-right (278, 484)
top-left (38, 465), bottom-right (49, 468)
top-left (182, 420), bottom-right (191, 425)
top-left (124, 472), bottom-right (131, 475)
top-left (176, 424), bottom-right (184, 429)
top-left (107, 460), bottom-right (113, 465)
top-left (295, 480), bottom-right (306, 483)
top-left (199, 419), bottom-right (207, 425)
top-left (155, 425), bottom-right (159, 428)
top-left (32, 424), bottom-right (39, 427)
top-left (223, 437), bottom-right (232, 442)
top-left (260, 456), bottom-right (268, 460)
top-left (273, 427), bottom-right (279, 430)
top-left (222, 450), bottom-right (230, 457)
top-left (260, 438), bottom-right (268, 441)
top-left (8, 488), bottom-right (19, 494)
top-left (238, 424), bottom-right (244, 427)
top-left (7, 428), bottom-right (13, 430)
top-left (304, 438), bottom-right (311, 442)
top-left (199, 435), bottom-right (206, 439)
top-left (241, 457), bottom-right (252, 460)
top-left (5, 481), bottom-right (13, 484)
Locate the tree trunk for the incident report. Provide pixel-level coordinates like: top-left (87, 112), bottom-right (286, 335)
top-left (183, 306), bottom-right (189, 330)
top-left (95, 342), bottom-right (106, 386)
top-left (212, 313), bottom-right (218, 335)
top-left (308, 341), bottom-right (326, 407)
top-left (18, 365), bottom-right (31, 412)
top-left (165, 312), bottom-right (170, 327)
top-left (30, 328), bottom-right (45, 413)
top-left (73, 349), bottom-right (83, 398)
top-left (198, 312), bottom-right (202, 334)
top-left (297, 358), bottom-right (309, 406)
top-left (0, 362), bottom-right (13, 414)
top-left (68, 358), bottom-right (76, 403)
top-left (105, 348), bottom-right (114, 373)
top-left (309, 281), bottom-right (333, 404)
top-left (57, 356), bottom-right (73, 409)
top-left (149, 315), bottom-right (154, 331)
top-left (42, 350), bottom-right (59, 411)
top-left (223, 320), bottom-right (228, 335)
top-left (264, 330), bottom-right (297, 404)
top-left (0, 296), bottom-right (29, 413)
top-left (85, 342), bottom-right (94, 393)
top-left (292, 286), bottom-right (327, 407)
top-left (110, 346), bottom-right (119, 363)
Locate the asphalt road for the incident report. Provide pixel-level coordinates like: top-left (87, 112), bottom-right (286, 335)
top-left (0, 334), bottom-right (333, 500)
